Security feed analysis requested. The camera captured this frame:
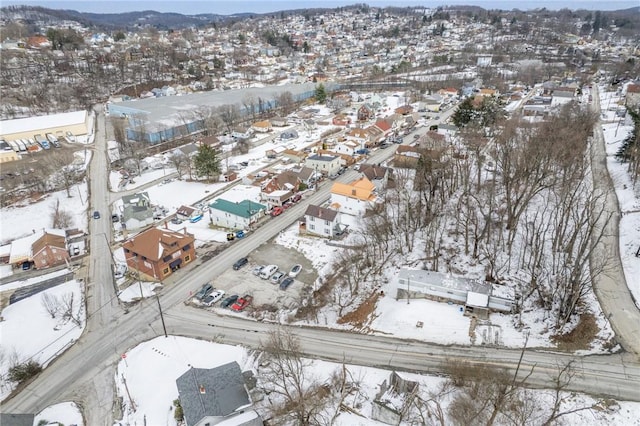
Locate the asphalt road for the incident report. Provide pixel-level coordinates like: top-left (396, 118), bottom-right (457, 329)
top-left (589, 86), bottom-right (640, 356)
top-left (2, 105), bottom-right (640, 424)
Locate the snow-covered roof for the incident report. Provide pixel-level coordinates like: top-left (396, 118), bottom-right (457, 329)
top-left (0, 111), bottom-right (87, 136)
top-left (466, 291), bottom-right (489, 308)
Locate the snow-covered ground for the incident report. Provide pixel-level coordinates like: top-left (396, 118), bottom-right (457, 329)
top-left (599, 89), bottom-right (640, 308)
top-left (0, 181), bottom-right (89, 244)
top-left (34, 402), bottom-right (84, 426)
top-left (0, 272), bottom-right (85, 400)
top-left (111, 336), bottom-right (640, 426)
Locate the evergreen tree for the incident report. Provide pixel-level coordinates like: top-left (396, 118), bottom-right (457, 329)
top-left (315, 83), bottom-right (327, 104)
top-left (194, 145), bottom-right (221, 182)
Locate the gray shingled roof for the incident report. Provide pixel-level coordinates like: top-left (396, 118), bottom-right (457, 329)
top-left (0, 414), bottom-right (35, 426)
top-left (304, 204), bottom-right (338, 221)
top-left (176, 362), bottom-right (250, 426)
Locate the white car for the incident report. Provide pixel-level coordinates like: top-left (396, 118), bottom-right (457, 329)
top-left (252, 265), bottom-right (264, 276)
top-left (270, 271), bottom-right (285, 284)
top-left (289, 264), bottom-right (302, 278)
top-left (203, 290), bottom-right (226, 306)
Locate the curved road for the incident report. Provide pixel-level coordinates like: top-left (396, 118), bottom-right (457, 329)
top-left (2, 104), bottom-right (640, 423)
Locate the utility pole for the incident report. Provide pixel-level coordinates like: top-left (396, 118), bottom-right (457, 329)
top-left (156, 294), bottom-right (168, 337)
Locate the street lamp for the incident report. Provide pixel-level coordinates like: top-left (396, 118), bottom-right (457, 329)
top-left (406, 274), bottom-right (412, 305)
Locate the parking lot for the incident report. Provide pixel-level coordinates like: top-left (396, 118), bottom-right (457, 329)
top-left (197, 240), bottom-right (317, 312)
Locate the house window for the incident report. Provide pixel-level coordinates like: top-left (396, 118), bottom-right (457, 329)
top-left (309, 216), bottom-right (314, 222)
top-left (324, 228), bottom-right (329, 234)
top-left (124, 248), bottom-right (130, 253)
top-left (310, 224), bottom-right (315, 230)
top-left (142, 256), bottom-right (147, 261)
top-left (325, 220), bottom-right (330, 226)
top-left (185, 255), bottom-right (191, 263)
top-left (163, 255), bottom-right (172, 263)
top-left (163, 268), bottom-right (169, 274)
top-left (183, 244), bottom-right (191, 251)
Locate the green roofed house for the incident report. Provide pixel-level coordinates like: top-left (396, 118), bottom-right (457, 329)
top-left (209, 199), bottom-right (266, 230)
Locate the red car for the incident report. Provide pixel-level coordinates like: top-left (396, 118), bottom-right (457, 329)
top-left (292, 193), bottom-right (302, 203)
top-left (231, 295), bottom-right (253, 312)
top-left (271, 206), bottom-right (283, 217)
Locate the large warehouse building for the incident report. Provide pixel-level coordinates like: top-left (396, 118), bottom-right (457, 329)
top-left (0, 110), bottom-right (92, 142)
top-left (107, 82), bottom-right (335, 144)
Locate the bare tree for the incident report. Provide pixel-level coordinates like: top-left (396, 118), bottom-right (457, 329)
top-left (47, 150), bottom-right (81, 197)
top-left (41, 293), bottom-right (61, 318)
top-left (260, 329), bottom-right (327, 425)
top-left (218, 104), bottom-right (241, 133)
top-left (50, 199), bottom-right (74, 229)
top-left (167, 152), bottom-right (188, 180)
top-left (60, 293), bottom-right (82, 327)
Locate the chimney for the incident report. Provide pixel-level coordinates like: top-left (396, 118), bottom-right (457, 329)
top-left (199, 384), bottom-right (206, 394)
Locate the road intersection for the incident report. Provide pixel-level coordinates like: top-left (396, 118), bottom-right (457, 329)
top-left (2, 101), bottom-right (639, 423)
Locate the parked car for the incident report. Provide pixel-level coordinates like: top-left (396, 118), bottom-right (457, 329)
top-left (190, 213), bottom-right (203, 223)
top-left (235, 230), bottom-right (245, 238)
top-left (221, 294), bottom-right (239, 308)
top-left (171, 217), bottom-right (183, 225)
top-left (259, 264), bottom-right (278, 280)
top-left (203, 290), bottom-right (226, 306)
top-left (195, 283), bottom-right (214, 300)
top-left (289, 264), bottom-right (302, 278)
top-left (111, 214), bottom-right (119, 223)
top-left (270, 271), bottom-right (285, 284)
top-left (252, 265), bottom-right (264, 276)
top-left (114, 263), bottom-right (127, 279)
top-left (231, 295), bottom-right (253, 312)
top-left (21, 261), bottom-right (31, 271)
top-left (292, 193), bottom-right (302, 203)
top-left (282, 202), bottom-right (293, 210)
top-left (280, 277), bottom-right (294, 290)
top-left (93, 211), bottom-right (101, 219)
top-left (355, 148), bottom-right (370, 155)
top-left (233, 257), bottom-right (248, 270)
top-left (271, 206), bottom-right (283, 217)
top-left (226, 232), bottom-right (236, 241)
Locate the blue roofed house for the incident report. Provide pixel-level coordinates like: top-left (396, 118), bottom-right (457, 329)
top-left (176, 362), bottom-right (263, 426)
top-left (209, 199), bottom-right (266, 230)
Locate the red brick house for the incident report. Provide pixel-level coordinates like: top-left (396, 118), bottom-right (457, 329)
top-left (357, 104), bottom-right (374, 121)
top-left (123, 228), bottom-right (196, 281)
top-left (332, 114), bottom-right (351, 126)
top-left (32, 231), bottom-right (69, 269)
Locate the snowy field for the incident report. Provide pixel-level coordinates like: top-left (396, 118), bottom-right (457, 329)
top-left (0, 181), bottom-right (89, 244)
top-left (0, 272), bottom-right (85, 400)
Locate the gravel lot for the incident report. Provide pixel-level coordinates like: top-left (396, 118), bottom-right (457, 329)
top-left (203, 240), bottom-right (317, 311)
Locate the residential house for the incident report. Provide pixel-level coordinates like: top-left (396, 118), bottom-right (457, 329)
top-left (421, 95), bottom-right (442, 112)
top-left (396, 269), bottom-right (514, 319)
top-left (419, 131), bottom-right (447, 149)
top-left (176, 205), bottom-right (198, 221)
top-left (177, 143), bottom-right (199, 157)
top-left (394, 145), bottom-right (421, 168)
top-left (209, 199), bottom-right (266, 229)
top-left (345, 127), bottom-right (369, 149)
top-left (232, 126), bottom-right (254, 140)
top-left (330, 140), bottom-right (359, 156)
top-left (265, 146), bottom-right (287, 159)
top-left (121, 192), bottom-right (154, 230)
top-left (357, 104), bottom-right (374, 121)
top-left (292, 166), bottom-right (319, 187)
top-left (365, 125), bottom-right (385, 147)
top-left (263, 189), bottom-right (293, 209)
top-left (438, 87), bottom-right (459, 99)
top-left (478, 88), bottom-right (498, 97)
top-left (373, 119), bottom-right (392, 137)
top-left (359, 164), bottom-right (391, 191)
top-left (303, 205), bottom-right (342, 238)
top-left (251, 120), bottom-right (272, 133)
top-left (330, 176), bottom-right (377, 216)
top-left (282, 149), bottom-right (307, 164)
top-left (305, 154), bottom-right (342, 177)
top-left (551, 87), bottom-right (576, 106)
top-left (394, 105), bottom-right (413, 115)
top-left (176, 362), bottom-right (263, 426)
top-left (317, 150), bottom-right (356, 168)
top-left (122, 228), bottom-right (196, 280)
top-left (261, 170), bottom-right (301, 194)
top-left (31, 229), bottom-right (69, 269)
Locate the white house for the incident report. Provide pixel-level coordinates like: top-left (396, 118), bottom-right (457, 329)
top-left (305, 154), bottom-right (342, 177)
top-left (304, 205), bottom-right (342, 238)
top-left (209, 199), bottom-right (266, 230)
top-left (329, 176), bottom-right (378, 216)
